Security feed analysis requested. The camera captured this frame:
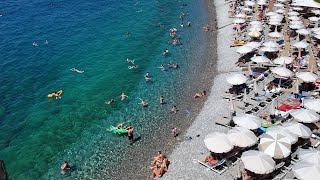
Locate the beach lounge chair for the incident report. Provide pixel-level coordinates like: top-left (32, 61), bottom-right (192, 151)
top-left (197, 159), bottom-right (228, 175)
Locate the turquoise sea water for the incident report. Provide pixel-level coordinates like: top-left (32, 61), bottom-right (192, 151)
top-left (0, 0), bottom-right (209, 179)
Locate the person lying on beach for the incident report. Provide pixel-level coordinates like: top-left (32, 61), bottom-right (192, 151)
top-left (105, 99), bottom-right (115, 104)
top-left (70, 67), bottom-right (84, 73)
top-left (193, 91), bottom-right (206, 98)
top-left (204, 154), bottom-right (219, 167)
top-left (150, 160), bottom-right (167, 178)
top-left (116, 121), bottom-right (126, 129)
top-left (119, 92), bottom-right (129, 100)
top-left (203, 24), bottom-right (209, 32)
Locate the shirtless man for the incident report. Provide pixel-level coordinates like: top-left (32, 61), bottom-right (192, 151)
top-left (126, 126), bottom-right (134, 145)
top-left (193, 91), bottom-right (206, 98)
top-left (171, 106), bottom-right (177, 113)
top-left (140, 99), bottom-right (148, 107)
top-left (119, 92), bottom-right (129, 100)
top-left (116, 121), bottom-right (126, 129)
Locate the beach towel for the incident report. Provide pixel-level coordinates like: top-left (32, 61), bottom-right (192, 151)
top-left (278, 103), bottom-right (301, 111)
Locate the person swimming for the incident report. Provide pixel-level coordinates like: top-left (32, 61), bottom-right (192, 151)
top-left (119, 92), bottom-right (129, 100)
top-left (128, 65), bottom-right (139, 69)
top-left (105, 99), bottom-right (115, 104)
top-left (160, 64), bottom-right (165, 71)
top-left (45, 40), bottom-right (49, 44)
top-left (116, 121), bottom-right (126, 129)
top-left (145, 72), bottom-right (151, 81)
top-left (32, 42), bottom-right (38, 46)
top-left (53, 91), bottom-right (61, 99)
top-left (126, 58), bottom-right (135, 64)
top-left (71, 68), bottom-right (84, 73)
top-left (139, 98), bottom-right (148, 107)
top-left (163, 48), bottom-right (169, 55)
top-left (160, 96), bottom-right (164, 104)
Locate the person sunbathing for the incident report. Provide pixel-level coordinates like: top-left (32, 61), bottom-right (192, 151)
top-left (193, 91), bottom-right (206, 98)
top-left (151, 160), bottom-right (167, 178)
top-left (204, 154), bottom-right (219, 166)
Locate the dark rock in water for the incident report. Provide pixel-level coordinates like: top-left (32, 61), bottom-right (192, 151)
top-left (0, 160), bottom-right (8, 180)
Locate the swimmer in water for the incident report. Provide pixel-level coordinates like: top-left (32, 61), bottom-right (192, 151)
top-left (126, 58), bottom-right (135, 64)
top-left (105, 99), bottom-right (115, 104)
top-left (128, 65), bottom-right (139, 69)
top-left (187, 21), bottom-right (191, 27)
top-left (32, 42), bottom-right (38, 46)
top-left (160, 64), bottom-right (165, 71)
top-left (124, 32), bottom-right (131, 37)
top-left (139, 98), bottom-right (148, 107)
top-left (71, 67), bottom-right (84, 73)
top-left (163, 48), bottom-right (169, 55)
top-left (119, 92), bottom-right (129, 100)
top-left (145, 72), bottom-right (151, 81)
top-left (171, 106), bottom-right (177, 113)
top-left (45, 40), bottom-right (49, 44)
top-left (180, 22), bottom-right (184, 28)
top-left (53, 91), bottom-right (61, 99)
top-left (116, 121), bottom-right (126, 129)
top-left (160, 96), bottom-right (164, 104)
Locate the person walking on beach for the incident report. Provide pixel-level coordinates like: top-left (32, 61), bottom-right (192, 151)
top-left (160, 96), bottom-right (164, 104)
top-left (171, 106), bottom-right (177, 113)
top-left (126, 126), bottom-right (134, 145)
top-left (171, 127), bottom-right (177, 137)
top-left (119, 92), bottom-right (129, 100)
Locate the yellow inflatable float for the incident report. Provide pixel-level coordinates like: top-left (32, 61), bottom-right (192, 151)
top-left (48, 90), bottom-right (63, 98)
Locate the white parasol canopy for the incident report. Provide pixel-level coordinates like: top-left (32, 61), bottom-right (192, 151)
top-left (293, 161), bottom-right (320, 180)
top-left (296, 29), bottom-right (310, 35)
top-left (241, 150), bottom-right (275, 174)
top-left (227, 127), bottom-right (257, 147)
top-left (233, 19), bottom-right (246, 24)
top-left (288, 11), bottom-right (299, 16)
top-left (269, 21), bottom-right (281, 26)
top-left (309, 16), bottom-right (319, 22)
top-left (311, 9), bottom-right (320, 15)
top-left (235, 13), bottom-right (247, 18)
top-left (263, 41), bottom-right (279, 48)
top-left (290, 20), bottom-right (303, 25)
top-left (226, 73), bottom-right (248, 85)
top-left (268, 32), bottom-right (283, 38)
top-left (304, 99), bottom-right (320, 112)
top-left (314, 34), bottom-right (320, 40)
top-left (296, 72), bottom-right (319, 82)
top-left (245, 1), bottom-right (255, 6)
top-left (271, 67), bottom-right (293, 77)
top-left (259, 132), bottom-right (291, 159)
top-left (237, 46), bottom-right (254, 54)
top-left (260, 46), bottom-right (278, 52)
top-left (273, 56), bottom-right (294, 64)
top-left (250, 21), bottom-right (262, 25)
top-left (233, 114), bottom-right (261, 130)
top-left (267, 127), bottom-right (298, 144)
top-left (290, 24), bottom-right (304, 29)
top-left (251, 56), bottom-right (271, 63)
top-left (248, 30), bottom-right (262, 37)
top-left (257, 0), bottom-right (266, 5)
top-left (289, 16), bottom-right (300, 21)
top-left (274, 3), bottom-right (284, 7)
top-left (266, 12), bottom-right (277, 16)
top-left (249, 27), bottom-right (263, 32)
top-left (298, 149), bottom-right (320, 165)
top-left (245, 42), bottom-right (261, 48)
top-left (290, 109), bottom-right (320, 123)
top-left (282, 122), bottom-right (312, 138)
top-left (204, 132), bottom-right (234, 153)
top-left (275, 9), bottom-right (285, 14)
top-left (292, 41), bottom-right (309, 48)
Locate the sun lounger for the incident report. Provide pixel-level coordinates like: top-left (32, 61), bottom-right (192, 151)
top-left (197, 159), bottom-right (228, 174)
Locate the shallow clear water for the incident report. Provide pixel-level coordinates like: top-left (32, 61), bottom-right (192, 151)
top-left (0, 0), bottom-right (210, 179)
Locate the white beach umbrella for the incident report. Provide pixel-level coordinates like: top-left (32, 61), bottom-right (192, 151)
top-left (313, 34), bottom-right (320, 40)
top-left (260, 46), bottom-right (278, 52)
top-left (314, 30), bottom-right (320, 35)
top-left (309, 16), bottom-right (319, 22)
top-left (293, 161), bottom-right (320, 180)
top-left (269, 21), bottom-right (281, 26)
top-left (296, 72), bottom-right (319, 82)
top-left (276, 9), bottom-right (285, 14)
top-left (288, 11), bottom-right (299, 16)
top-left (257, 0), bottom-right (266, 5)
top-left (243, 7), bottom-right (253, 12)
top-left (311, 9), bottom-right (320, 15)
top-left (268, 32), bottom-right (283, 38)
top-left (248, 30), bottom-right (262, 37)
top-left (267, 127), bottom-right (298, 144)
top-left (290, 20), bottom-right (303, 25)
top-left (233, 19), bottom-right (246, 24)
top-left (269, 18), bottom-right (282, 23)
top-left (233, 114), bottom-right (261, 130)
top-left (251, 24), bottom-right (263, 28)
top-left (290, 24), bottom-right (304, 29)
top-left (274, 3), bottom-right (284, 7)
top-left (245, 42), bottom-right (261, 48)
top-left (249, 27), bottom-right (263, 32)
top-left (204, 132), bottom-right (234, 153)
top-left (273, 56), bottom-right (294, 64)
top-left (290, 109), bottom-right (320, 123)
top-left (266, 12), bottom-right (277, 16)
top-left (298, 149), bottom-right (320, 165)
top-left (227, 127), bottom-right (257, 147)
top-left (259, 132), bottom-right (291, 159)
top-left (263, 41), bottom-right (279, 48)
top-left (235, 13), bottom-right (247, 18)
top-left (304, 99), bottom-right (320, 112)
top-left (270, 14), bottom-right (284, 21)
top-left (271, 67), bottom-right (293, 77)
top-left (245, 1), bottom-right (255, 6)
top-left (237, 46), bottom-right (254, 54)
top-left (226, 74), bottom-right (247, 85)
top-left (241, 150), bottom-right (275, 174)
top-left (293, 7), bottom-right (303, 11)
top-left (251, 56), bottom-right (270, 63)
top-left (250, 21), bottom-right (262, 26)
top-left (292, 41), bottom-right (309, 49)
top-left (282, 122), bottom-right (312, 138)
top-left (296, 29), bottom-right (310, 35)
top-left (289, 16), bottom-right (300, 21)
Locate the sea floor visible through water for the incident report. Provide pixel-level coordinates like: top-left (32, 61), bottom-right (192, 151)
top-left (0, 0), bottom-right (217, 179)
